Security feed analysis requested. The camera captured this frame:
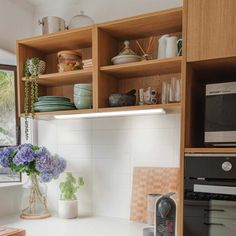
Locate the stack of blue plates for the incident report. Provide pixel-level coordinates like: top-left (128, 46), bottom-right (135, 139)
top-left (34, 96), bottom-right (75, 112)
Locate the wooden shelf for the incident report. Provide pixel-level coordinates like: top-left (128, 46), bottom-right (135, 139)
top-left (99, 7), bottom-right (182, 40)
top-left (185, 148), bottom-right (236, 153)
top-left (20, 108), bottom-right (94, 120)
top-left (98, 103), bottom-right (181, 113)
top-left (100, 57), bottom-right (182, 78)
top-left (21, 103), bottom-right (180, 119)
top-left (18, 26), bottom-right (93, 53)
top-left (22, 69), bottom-right (93, 86)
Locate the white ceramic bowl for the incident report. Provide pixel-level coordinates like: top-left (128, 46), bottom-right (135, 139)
top-left (111, 55), bottom-right (142, 65)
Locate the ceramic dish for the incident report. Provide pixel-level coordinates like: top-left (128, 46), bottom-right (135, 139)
top-left (34, 101), bottom-right (74, 106)
top-left (111, 55), bottom-right (142, 65)
top-left (74, 83), bottom-right (92, 90)
top-left (34, 105), bottom-right (75, 112)
top-left (74, 96), bottom-right (92, 109)
top-left (38, 96), bottom-right (70, 102)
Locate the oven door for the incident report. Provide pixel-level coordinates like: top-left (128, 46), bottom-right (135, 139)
top-left (205, 83), bottom-right (236, 145)
top-left (184, 199), bottom-right (236, 236)
top-left (184, 200), bottom-right (210, 236)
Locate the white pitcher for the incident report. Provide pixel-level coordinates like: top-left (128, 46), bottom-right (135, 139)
top-left (158, 34), bottom-right (169, 59)
top-left (165, 36), bottom-right (178, 58)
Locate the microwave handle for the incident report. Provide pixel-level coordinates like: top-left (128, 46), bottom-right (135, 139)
top-left (204, 209), bottom-right (225, 212)
top-left (204, 222), bottom-right (225, 227)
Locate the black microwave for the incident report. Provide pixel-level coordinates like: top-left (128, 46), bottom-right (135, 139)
top-left (205, 82), bottom-right (236, 146)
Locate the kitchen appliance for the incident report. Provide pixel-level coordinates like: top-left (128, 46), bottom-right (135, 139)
top-left (147, 194), bottom-right (161, 225)
top-left (205, 82), bottom-right (236, 146)
top-left (38, 16), bottom-right (66, 35)
top-left (184, 153), bottom-right (236, 236)
top-left (155, 193), bottom-right (177, 236)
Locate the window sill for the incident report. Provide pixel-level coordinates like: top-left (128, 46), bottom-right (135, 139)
top-left (0, 182), bottom-right (22, 188)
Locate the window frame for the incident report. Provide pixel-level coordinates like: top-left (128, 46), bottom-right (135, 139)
top-left (0, 64), bottom-right (21, 183)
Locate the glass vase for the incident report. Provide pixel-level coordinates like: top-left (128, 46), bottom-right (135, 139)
top-left (21, 173), bottom-right (50, 219)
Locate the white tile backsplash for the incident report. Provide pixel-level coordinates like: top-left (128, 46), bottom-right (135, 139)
top-left (36, 114), bottom-right (181, 219)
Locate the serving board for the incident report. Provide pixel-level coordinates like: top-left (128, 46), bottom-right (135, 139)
top-left (0, 226), bottom-right (25, 236)
top-left (130, 167), bottom-right (179, 223)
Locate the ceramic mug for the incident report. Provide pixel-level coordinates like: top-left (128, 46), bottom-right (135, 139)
top-left (157, 34), bottom-right (169, 59)
top-left (165, 36), bottom-right (178, 58)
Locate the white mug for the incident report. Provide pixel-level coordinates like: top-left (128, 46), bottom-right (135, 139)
top-left (166, 36), bottom-right (178, 58)
top-left (158, 34), bottom-right (169, 59)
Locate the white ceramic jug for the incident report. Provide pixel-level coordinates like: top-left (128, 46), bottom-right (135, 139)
top-left (158, 34), bottom-right (169, 59)
top-left (166, 36), bottom-right (178, 58)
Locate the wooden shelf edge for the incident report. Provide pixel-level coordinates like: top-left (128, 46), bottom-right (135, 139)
top-left (98, 103), bottom-right (181, 112)
top-left (22, 69), bottom-right (93, 86)
top-left (17, 26), bottom-right (94, 45)
top-left (100, 57), bottom-right (182, 72)
top-left (20, 109), bottom-right (95, 120)
top-left (19, 103), bottom-right (181, 120)
top-left (98, 7), bottom-right (183, 28)
top-left (184, 148), bottom-right (236, 153)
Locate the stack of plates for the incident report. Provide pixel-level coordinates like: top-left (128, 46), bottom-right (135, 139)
top-left (34, 96), bottom-right (75, 112)
top-left (74, 84), bottom-right (92, 109)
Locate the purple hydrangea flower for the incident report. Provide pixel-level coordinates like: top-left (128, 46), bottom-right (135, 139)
top-left (39, 172), bottom-right (54, 183)
top-left (36, 154), bottom-right (66, 182)
top-left (13, 144), bottom-right (35, 165)
top-left (0, 144), bottom-right (66, 183)
top-left (0, 147), bottom-right (15, 168)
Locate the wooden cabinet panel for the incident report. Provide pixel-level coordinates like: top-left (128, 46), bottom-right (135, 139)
top-left (187, 0), bottom-right (236, 61)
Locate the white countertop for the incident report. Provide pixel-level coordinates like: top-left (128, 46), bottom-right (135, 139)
top-left (0, 215), bottom-right (146, 236)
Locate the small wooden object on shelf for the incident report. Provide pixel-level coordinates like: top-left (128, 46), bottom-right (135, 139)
top-left (0, 226), bottom-right (25, 236)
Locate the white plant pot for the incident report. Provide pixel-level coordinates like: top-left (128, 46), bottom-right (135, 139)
top-left (58, 200), bottom-right (78, 219)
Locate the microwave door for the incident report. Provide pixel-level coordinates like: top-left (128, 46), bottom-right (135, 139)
top-left (205, 93), bottom-right (236, 145)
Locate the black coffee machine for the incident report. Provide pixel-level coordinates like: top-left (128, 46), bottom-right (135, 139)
top-left (155, 193), bottom-right (176, 236)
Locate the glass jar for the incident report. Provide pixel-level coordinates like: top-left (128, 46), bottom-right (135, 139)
top-left (21, 173), bottom-right (50, 219)
top-left (68, 11), bottom-right (94, 29)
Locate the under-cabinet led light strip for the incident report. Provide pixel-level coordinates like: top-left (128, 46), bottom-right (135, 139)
top-left (54, 108), bottom-right (166, 119)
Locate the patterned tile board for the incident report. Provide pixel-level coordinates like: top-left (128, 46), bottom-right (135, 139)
top-left (130, 167), bottom-right (180, 223)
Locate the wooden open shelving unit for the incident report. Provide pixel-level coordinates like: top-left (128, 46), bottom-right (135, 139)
top-left (17, 7), bottom-right (183, 119)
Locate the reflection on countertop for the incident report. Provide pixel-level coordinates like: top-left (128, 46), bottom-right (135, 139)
top-left (0, 215), bottom-right (146, 236)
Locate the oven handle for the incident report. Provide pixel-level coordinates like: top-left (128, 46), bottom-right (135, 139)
top-left (204, 209), bottom-right (225, 212)
top-left (204, 223), bottom-right (225, 227)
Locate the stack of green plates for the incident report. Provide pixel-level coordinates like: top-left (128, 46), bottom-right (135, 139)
top-left (34, 96), bottom-right (75, 112)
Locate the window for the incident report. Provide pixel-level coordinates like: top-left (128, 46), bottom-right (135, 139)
top-left (0, 65), bottom-right (21, 183)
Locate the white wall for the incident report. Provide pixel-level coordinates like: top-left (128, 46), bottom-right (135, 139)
top-left (37, 114), bottom-right (180, 218)
top-left (0, 0), bottom-right (35, 53)
top-left (33, 0), bottom-right (182, 35)
top-left (0, 0), bottom-right (35, 218)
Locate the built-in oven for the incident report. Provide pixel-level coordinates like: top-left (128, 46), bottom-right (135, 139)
top-left (184, 153), bottom-right (236, 236)
top-left (205, 82), bottom-right (236, 146)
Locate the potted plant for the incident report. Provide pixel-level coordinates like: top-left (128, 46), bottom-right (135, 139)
top-left (24, 57), bottom-right (46, 140)
top-left (59, 172), bottom-right (84, 219)
top-left (0, 144), bottom-right (66, 219)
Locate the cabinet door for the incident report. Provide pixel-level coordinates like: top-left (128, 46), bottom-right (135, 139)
top-left (187, 0), bottom-right (236, 62)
